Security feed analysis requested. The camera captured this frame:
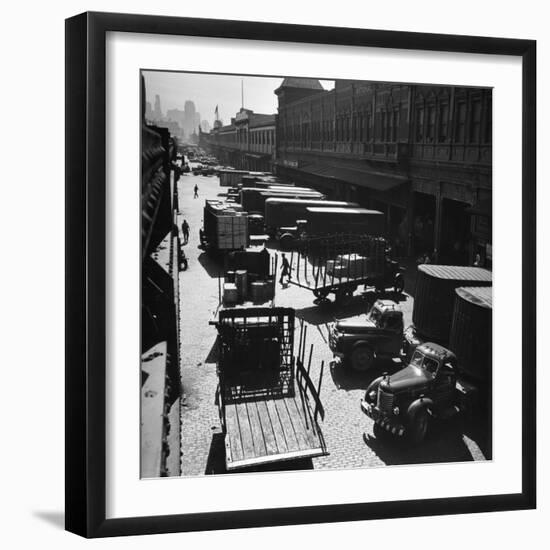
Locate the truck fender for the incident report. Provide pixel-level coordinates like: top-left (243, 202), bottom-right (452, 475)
top-left (352, 339), bottom-right (372, 351)
top-left (364, 375), bottom-right (385, 404)
top-left (407, 397), bottom-right (434, 419)
top-left (279, 232), bottom-right (294, 250)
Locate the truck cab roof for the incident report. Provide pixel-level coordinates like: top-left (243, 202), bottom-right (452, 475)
top-left (374, 299), bottom-right (401, 313)
top-left (415, 342), bottom-right (456, 363)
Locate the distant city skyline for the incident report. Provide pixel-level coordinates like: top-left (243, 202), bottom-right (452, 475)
top-left (142, 71), bottom-right (334, 130)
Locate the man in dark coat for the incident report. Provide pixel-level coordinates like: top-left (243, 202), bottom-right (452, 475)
top-left (181, 219), bottom-right (190, 244)
top-left (279, 253), bottom-right (292, 285)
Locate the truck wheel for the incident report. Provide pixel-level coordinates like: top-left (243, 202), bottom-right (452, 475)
top-left (407, 408), bottom-right (429, 444)
top-left (394, 275), bottom-right (404, 294)
top-left (350, 345), bottom-right (375, 372)
top-left (335, 288), bottom-right (353, 305)
top-left (373, 423), bottom-right (389, 440)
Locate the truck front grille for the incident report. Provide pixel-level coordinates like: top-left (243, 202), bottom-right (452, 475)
top-left (377, 388), bottom-right (394, 414)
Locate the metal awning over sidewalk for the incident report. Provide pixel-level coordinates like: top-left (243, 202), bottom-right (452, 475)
top-left (280, 161), bottom-right (408, 191)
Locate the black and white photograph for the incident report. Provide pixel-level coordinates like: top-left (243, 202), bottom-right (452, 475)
top-left (141, 70), bottom-right (493, 478)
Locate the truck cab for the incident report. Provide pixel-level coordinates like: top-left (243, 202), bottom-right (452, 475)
top-left (329, 300), bottom-right (404, 371)
top-left (361, 342), bottom-right (476, 444)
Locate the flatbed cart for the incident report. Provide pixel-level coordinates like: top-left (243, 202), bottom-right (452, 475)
top-left (288, 233), bottom-right (405, 303)
top-left (210, 307), bottom-right (327, 471)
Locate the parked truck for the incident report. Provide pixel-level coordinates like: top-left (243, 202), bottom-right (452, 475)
top-left (278, 207), bottom-right (385, 249)
top-left (201, 200), bottom-right (248, 253)
top-left (211, 308), bottom-right (327, 471)
top-left (361, 341), bottom-right (480, 444)
top-left (218, 169), bottom-right (250, 187)
top-left (239, 188), bottom-right (325, 214)
top-left (241, 174), bottom-right (291, 188)
top-left (329, 299), bottom-right (404, 371)
top-left (403, 264), bottom-right (492, 356)
top-left (265, 198), bottom-right (359, 238)
top-left (360, 282), bottom-right (493, 445)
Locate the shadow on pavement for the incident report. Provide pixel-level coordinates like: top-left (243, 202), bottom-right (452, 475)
top-left (296, 295), bottom-right (370, 326)
top-left (329, 358), bottom-right (403, 392)
top-left (198, 251), bottom-right (224, 278)
top-left (205, 432), bottom-right (314, 475)
top-left (204, 432), bottom-right (227, 475)
top-left (362, 415), bottom-right (484, 466)
top-left (204, 336), bottom-right (219, 365)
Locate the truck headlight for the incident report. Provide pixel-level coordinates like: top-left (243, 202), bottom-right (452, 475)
top-left (393, 406), bottom-right (400, 416)
top-left (369, 390), bottom-right (377, 402)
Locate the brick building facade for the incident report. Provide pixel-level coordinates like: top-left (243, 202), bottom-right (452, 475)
top-left (275, 78), bottom-right (492, 265)
top-left (201, 108), bottom-right (276, 173)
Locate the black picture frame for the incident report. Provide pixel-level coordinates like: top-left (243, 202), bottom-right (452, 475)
top-left (65, 11), bottom-right (536, 538)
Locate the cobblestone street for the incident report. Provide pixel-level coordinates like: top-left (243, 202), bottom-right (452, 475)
top-left (177, 170), bottom-right (490, 477)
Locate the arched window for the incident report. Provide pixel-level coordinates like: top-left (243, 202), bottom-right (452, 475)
top-left (470, 96), bottom-right (482, 143)
top-left (455, 100), bottom-right (467, 142)
top-left (415, 103), bottom-right (425, 141)
top-left (427, 103), bottom-right (436, 142)
top-left (438, 101), bottom-right (449, 142)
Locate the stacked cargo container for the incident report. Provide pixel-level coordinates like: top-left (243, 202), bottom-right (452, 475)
top-left (203, 200), bottom-right (248, 251)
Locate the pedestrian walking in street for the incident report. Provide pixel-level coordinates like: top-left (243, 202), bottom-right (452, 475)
top-left (181, 219), bottom-right (190, 244)
top-left (279, 253), bottom-right (292, 286)
top-left (194, 184), bottom-right (199, 198)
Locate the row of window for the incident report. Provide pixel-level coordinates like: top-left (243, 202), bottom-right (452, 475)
top-left (210, 128), bottom-right (275, 147)
top-left (279, 96), bottom-right (491, 146)
top-left (280, 110), bottom-right (392, 143)
top-left (415, 97), bottom-right (491, 144)
top-left (250, 129), bottom-right (275, 147)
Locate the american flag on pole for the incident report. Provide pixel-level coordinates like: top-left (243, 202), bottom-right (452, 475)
top-left (215, 105), bottom-right (219, 120)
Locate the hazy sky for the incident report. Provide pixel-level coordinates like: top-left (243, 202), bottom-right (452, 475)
top-left (143, 71), bottom-right (334, 127)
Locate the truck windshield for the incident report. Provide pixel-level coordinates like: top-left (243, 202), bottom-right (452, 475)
top-left (410, 351), bottom-right (439, 374)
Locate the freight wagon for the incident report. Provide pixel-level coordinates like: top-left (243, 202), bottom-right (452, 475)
top-left (288, 234), bottom-right (404, 303)
top-left (211, 308), bottom-right (327, 471)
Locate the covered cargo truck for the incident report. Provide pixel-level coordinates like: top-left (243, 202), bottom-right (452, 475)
top-left (201, 200), bottom-right (249, 252)
top-left (218, 169), bottom-right (250, 187)
top-left (241, 174), bottom-right (290, 188)
top-left (404, 265), bottom-right (492, 354)
top-left (240, 188), bottom-right (325, 214)
top-left (449, 286), bottom-right (492, 383)
top-left (278, 207), bottom-right (385, 249)
top-left (238, 185), bottom-right (320, 203)
top-left (265, 198), bottom-right (359, 237)
top-left (304, 207), bottom-right (385, 237)
top-left (211, 308), bottom-right (327, 471)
